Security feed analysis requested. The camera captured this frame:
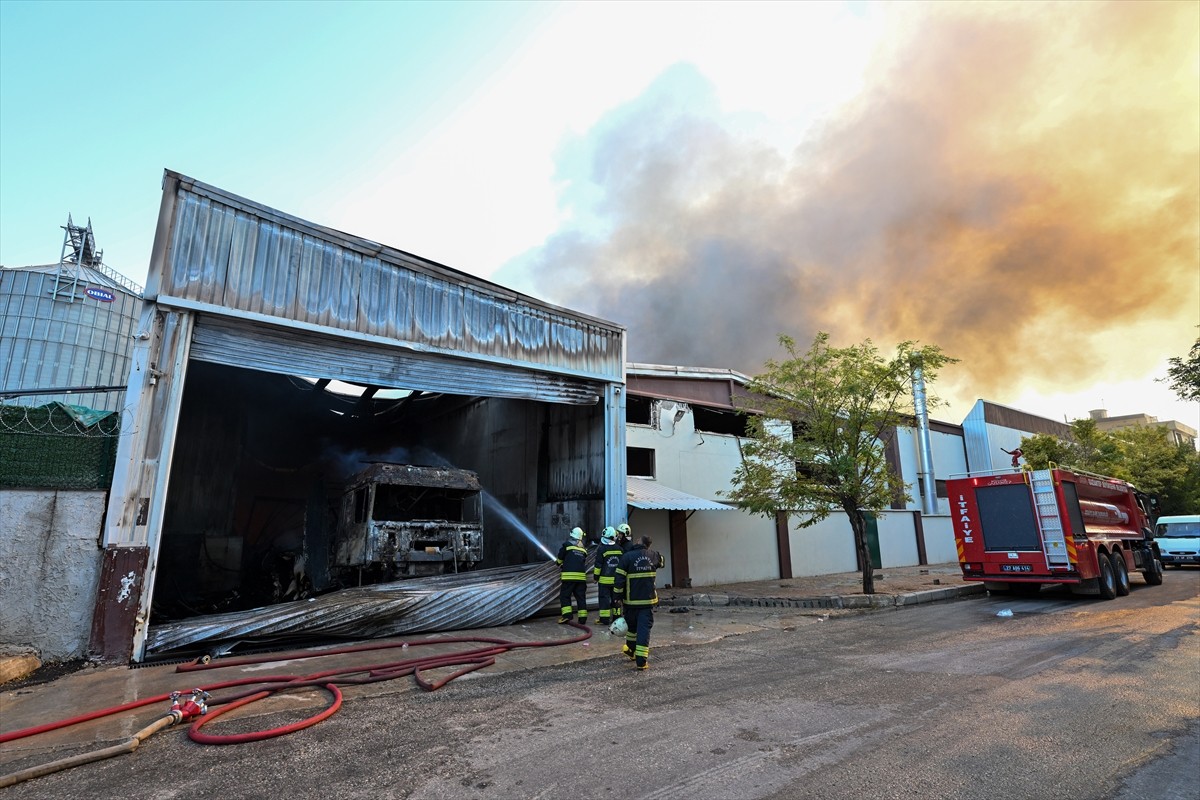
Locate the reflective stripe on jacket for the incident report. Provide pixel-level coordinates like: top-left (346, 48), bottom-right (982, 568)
top-left (592, 546), bottom-right (624, 585)
top-left (556, 542), bottom-right (588, 582)
top-left (613, 543), bottom-right (663, 606)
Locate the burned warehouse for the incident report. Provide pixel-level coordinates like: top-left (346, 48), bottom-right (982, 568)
top-left (90, 171), bottom-right (627, 663)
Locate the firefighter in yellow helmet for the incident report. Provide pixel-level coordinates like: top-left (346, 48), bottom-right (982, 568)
top-left (592, 527), bottom-right (624, 626)
top-left (555, 526), bottom-right (589, 624)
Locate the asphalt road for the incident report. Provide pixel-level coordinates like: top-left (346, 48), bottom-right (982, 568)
top-left (3, 571), bottom-right (1197, 800)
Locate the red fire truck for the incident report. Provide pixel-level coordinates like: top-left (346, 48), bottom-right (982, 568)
top-left (950, 466), bottom-right (1164, 598)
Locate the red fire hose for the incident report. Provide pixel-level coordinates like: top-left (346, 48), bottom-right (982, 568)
top-left (0, 622), bottom-right (592, 786)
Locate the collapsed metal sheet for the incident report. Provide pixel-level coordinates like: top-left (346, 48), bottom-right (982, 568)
top-left (145, 560), bottom-right (567, 655)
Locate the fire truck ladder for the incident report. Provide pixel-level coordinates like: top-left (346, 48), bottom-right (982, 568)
top-left (1029, 469), bottom-right (1070, 569)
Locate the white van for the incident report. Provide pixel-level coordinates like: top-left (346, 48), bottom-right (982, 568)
top-left (1155, 514), bottom-right (1200, 567)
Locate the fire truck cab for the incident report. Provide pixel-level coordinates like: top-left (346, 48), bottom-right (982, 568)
top-left (950, 466), bottom-right (1164, 598)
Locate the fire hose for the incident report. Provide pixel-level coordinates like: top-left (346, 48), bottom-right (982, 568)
top-left (0, 623), bottom-right (592, 788)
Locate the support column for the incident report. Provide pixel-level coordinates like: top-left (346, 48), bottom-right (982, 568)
top-left (913, 511), bottom-right (928, 566)
top-left (775, 510), bottom-right (793, 579)
top-left (89, 306), bottom-right (193, 662)
top-left (668, 510), bottom-right (690, 588)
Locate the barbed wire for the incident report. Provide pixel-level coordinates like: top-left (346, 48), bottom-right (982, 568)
top-left (0, 399), bottom-right (127, 438)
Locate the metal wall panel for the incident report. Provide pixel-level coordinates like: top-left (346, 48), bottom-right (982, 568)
top-left (189, 316), bottom-right (600, 405)
top-left (0, 266), bottom-right (141, 411)
top-left (157, 173), bottom-right (624, 385)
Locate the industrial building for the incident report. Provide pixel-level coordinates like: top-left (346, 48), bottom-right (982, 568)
top-left (621, 364), bottom-right (964, 590)
top-left (84, 171), bottom-right (627, 663)
top-left (1088, 408), bottom-right (1197, 450)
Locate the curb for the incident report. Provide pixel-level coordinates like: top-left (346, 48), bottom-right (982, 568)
top-left (672, 583), bottom-right (986, 611)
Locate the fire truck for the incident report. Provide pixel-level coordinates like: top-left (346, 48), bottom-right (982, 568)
top-left (950, 466), bottom-right (1164, 598)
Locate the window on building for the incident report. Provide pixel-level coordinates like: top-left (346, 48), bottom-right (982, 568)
top-left (692, 405), bottom-right (748, 437)
top-left (627, 446), bottom-right (655, 478)
top-left (626, 394), bottom-right (654, 426)
top-left (917, 478), bottom-right (949, 499)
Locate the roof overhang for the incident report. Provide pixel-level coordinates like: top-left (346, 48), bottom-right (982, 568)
top-left (626, 477), bottom-right (734, 511)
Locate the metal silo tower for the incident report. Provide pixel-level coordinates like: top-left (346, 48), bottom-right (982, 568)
top-left (0, 216), bottom-right (144, 412)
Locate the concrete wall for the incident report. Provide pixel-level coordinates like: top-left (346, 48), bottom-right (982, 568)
top-left (895, 426), bottom-right (970, 514)
top-left (921, 515), bottom-right (957, 564)
top-left (877, 511), bottom-right (920, 566)
top-left (789, 514), bottom-right (860, 575)
top-left (686, 510), bottom-right (779, 586)
top-left (786, 510), bottom-right (958, 577)
top-left (627, 401), bottom-right (963, 588)
top-left (0, 489), bottom-right (104, 661)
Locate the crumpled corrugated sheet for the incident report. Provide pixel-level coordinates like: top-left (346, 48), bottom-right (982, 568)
top-left (146, 560), bottom-right (571, 655)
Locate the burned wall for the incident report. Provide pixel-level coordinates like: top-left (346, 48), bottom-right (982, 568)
top-left (406, 395), bottom-right (610, 563)
top-left (155, 360), bottom-right (609, 621)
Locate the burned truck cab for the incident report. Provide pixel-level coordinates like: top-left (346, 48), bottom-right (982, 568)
top-left (332, 463), bottom-right (484, 580)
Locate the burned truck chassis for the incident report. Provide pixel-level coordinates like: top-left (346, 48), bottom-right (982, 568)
top-left (332, 462), bottom-right (485, 581)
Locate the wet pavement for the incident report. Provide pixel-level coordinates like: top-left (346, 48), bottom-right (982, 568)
top-left (0, 562), bottom-right (978, 782)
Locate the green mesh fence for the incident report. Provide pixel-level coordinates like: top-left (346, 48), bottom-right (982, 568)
top-left (0, 402), bottom-right (121, 490)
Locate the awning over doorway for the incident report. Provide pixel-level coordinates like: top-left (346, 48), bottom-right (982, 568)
top-left (625, 477), bottom-right (734, 511)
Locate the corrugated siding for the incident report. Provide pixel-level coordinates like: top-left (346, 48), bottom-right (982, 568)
top-left (190, 315), bottom-right (600, 405)
top-left (159, 177), bottom-right (624, 384)
top-left (626, 476), bottom-right (733, 511)
top-left (0, 267), bottom-right (141, 412)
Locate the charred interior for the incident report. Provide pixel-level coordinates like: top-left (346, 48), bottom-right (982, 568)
top-left (152, 360), bottom-right (607, 624)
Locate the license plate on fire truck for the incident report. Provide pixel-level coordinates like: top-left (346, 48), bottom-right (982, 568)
top-left (1000, 564), bottom-right (1032, 572)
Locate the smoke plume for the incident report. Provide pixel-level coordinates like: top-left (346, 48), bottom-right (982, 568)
top-left (501, 2), bottom-right (1199, 417)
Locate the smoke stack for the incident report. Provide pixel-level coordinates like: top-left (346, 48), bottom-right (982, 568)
top-left (911, 359), bottom-right (938, 516)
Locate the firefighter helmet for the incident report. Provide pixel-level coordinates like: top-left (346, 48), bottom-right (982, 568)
top-left (569, 527), bottom-right (584, 542)
top-left (609, 616), bottom-right (628, 636)
top-left (617, 523), bottom-right (631, 536)
top-left (601, 526), bottom-right (616, 545)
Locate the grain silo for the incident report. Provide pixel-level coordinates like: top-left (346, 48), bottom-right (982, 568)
top-left (0, 216), bottom-right (143, 412)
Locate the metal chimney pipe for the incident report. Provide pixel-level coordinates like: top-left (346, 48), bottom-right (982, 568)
top-left (911, 360), bottom-right (938, 516)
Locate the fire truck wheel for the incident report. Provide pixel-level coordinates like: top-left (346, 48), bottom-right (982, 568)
top-left (1142, 557), bottom-right (1164, 586)
top-left (1096, 554), bottom-right (1118, 600)
top-left (1109, 552), bottom-right (1130, 596)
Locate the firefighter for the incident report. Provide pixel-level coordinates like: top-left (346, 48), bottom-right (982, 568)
top-left (613, 534), bottom-right (664, 671)
top-left (615, 522), bottom-right (633, 551)
top-left (593, 527), bottom-right (624, 626)
top-left (555, 526), bottom-right (589, 624)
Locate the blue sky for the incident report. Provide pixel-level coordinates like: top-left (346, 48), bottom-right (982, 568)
top-left (2, 1), bottom-right (1197, 429)
top-left (0, 0), bottom-right (555, 274)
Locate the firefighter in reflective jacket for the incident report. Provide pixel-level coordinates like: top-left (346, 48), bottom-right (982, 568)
top-left (615, 522), bottom-right (632, 551)
top-left (593, 527), bottom-right (624, 626)
top-left (555, 527), bottom-right (589, 624)
top-left (613, 535), bottom-right (664, 670)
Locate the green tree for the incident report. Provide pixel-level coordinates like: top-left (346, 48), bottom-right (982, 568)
top-left (1110, 426), bottom-right (1200, 515)
top-left (1163, 337), bottom-right (1200, 403)
top-left (725, 332), bottom-right (955, 594)
top-left (1021, 421), bottom-right (1200, 515)
top-left (1020, 419), bottom-right (1121, 475)
top-left (1018, 432), bottom-right (1075, 469)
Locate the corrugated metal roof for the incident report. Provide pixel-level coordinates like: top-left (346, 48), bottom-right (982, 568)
top-left (152, 172), bottom-right (625, 385)
top-left (626, 476), bottom-right (733, 511)
top-left (145, 562), bottom-right (564, 655)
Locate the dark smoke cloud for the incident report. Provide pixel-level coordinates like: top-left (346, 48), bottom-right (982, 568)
top-left (499, 2), bottom-right (1199, 417)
